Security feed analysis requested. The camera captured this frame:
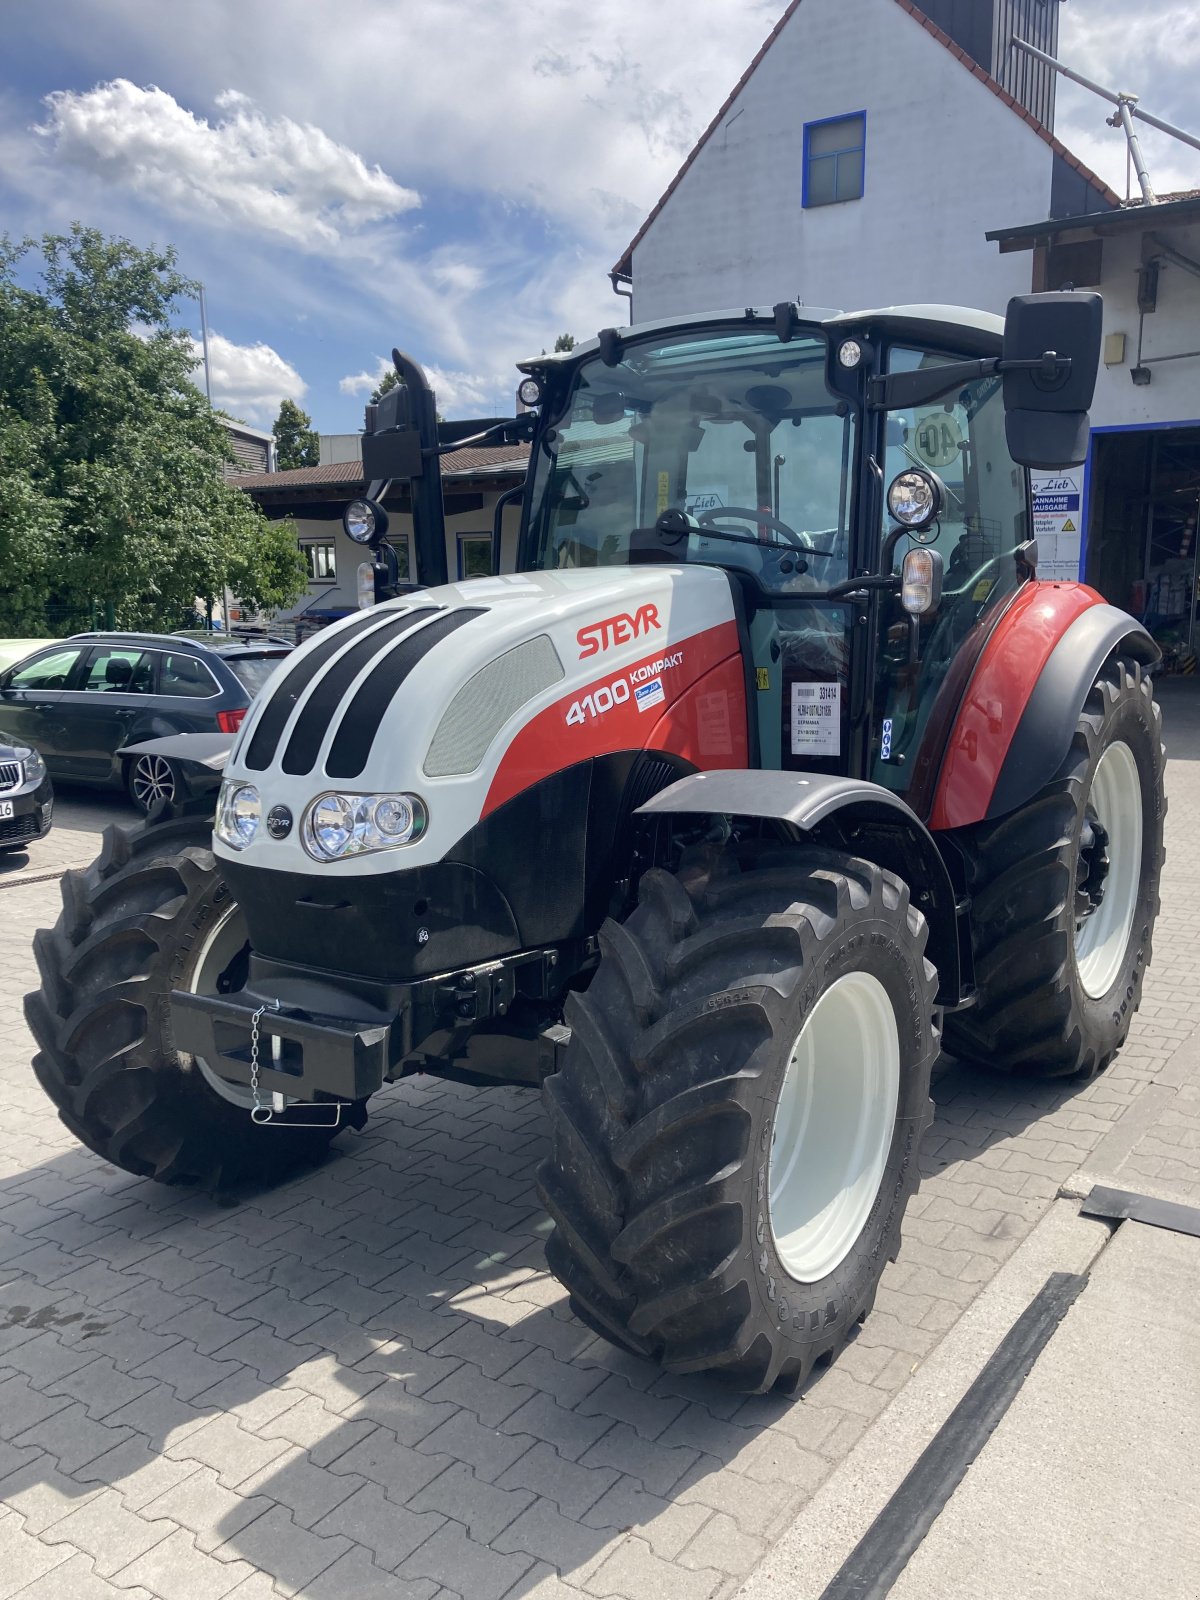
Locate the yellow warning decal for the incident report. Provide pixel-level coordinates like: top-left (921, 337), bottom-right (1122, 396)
top-left (756, 667), bottom-right (770, 690)
top-left (656, 472), bottom-right (670, 514)
top-left (1060, 517), bottom-right (1076, 532)
top-left (972, 579), bottom-right (995, 601)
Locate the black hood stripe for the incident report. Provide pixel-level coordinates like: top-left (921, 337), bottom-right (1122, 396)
top-left (325, 607), bottom-right (487, 780)
top-left (243, 609), bottom-right (413, 772)
top-left (281, 608), bottom-right (439, 776)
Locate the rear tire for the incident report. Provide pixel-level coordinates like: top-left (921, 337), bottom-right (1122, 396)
top-left (538, 842), bottom-right (937, 1394)
top-left (945, 657), bottom-right (1165, 1079)
top-left (24, 813), bottom-right (362, 1186)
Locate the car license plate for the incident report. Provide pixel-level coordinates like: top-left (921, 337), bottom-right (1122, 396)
top-left (0, 801), bottom-right (12, 820)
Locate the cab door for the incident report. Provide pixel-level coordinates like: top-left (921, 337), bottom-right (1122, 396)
top-left (56, 646), bottom-right (158, 782)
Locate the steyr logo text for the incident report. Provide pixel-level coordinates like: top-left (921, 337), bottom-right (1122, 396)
top-left (576, 604), bottom-right (661, 658)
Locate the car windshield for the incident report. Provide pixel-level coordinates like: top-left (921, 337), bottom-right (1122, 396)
top-left (526, 327), bottom-right (855, 592)
top-left (225, 654), bottom-right (289, 696)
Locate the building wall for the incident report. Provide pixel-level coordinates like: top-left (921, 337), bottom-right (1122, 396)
top-left (630, 0), bottom-right (1055, 323)
top-left (275, 493), bottom-right (523, 620)
top-left (318, 434), bottom-right (363, 466)
top-left (1089, 225), bottom-right (1200, 431)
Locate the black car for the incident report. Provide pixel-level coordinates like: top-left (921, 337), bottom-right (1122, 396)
top-left (0, 740), bottom-right (54, 852)
top-left (0, 633), bottom-right (291, 812)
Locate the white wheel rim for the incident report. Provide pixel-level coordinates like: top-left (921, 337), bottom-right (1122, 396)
top-left (189, 901), bottom-right (254, 1107)
top-left (769, 971), bottom-right (901, 1283)
top-left (1075, 740), bottom-right (1143, 999)
top-left (133, 755), bottom-right (175, 809)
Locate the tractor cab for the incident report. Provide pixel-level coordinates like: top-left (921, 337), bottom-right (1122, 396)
top-left (515, 298), bottom-right (1096, 819)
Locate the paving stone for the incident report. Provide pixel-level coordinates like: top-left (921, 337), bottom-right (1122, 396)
top-left (421, 1360), bottom-right (533, 1427)
top-left (164, 1413), bottom-right (292, 1488)
top-left (410, 1460), bottom-right (535, 1543)
top-left (115, 1527), bottom-right (257, 1600)
top-left (355, 1337), bottom-right (465, 1395)
top-left (575, 1373), bottom-right (690, 1441)
top-left (0, 1331), bottom-right (96, 1386)
top-left (10, 1550), bottom-right (157, 1600)
top-left (582, 1533), bottom-right (725, 1600)
top-left (11, 1400), bottom-right (133, 1471)
top-left (678, 1508), bottom-right (767, 1574)
top-left (400, 1518), bottom-right (534, 1600)
top-left (300, 1545), bottom-right (440, 1600)
top-left (45, 1355), bottom-right (158, 1420)
top-left (41, 1486), bottom-right (173, 1576)
top-left (326, 1425), bottom-right (446, 1502)
top-left (255, 1393), bottom-right (377, 1467)
top-left (415, 1409), bottom-right (534, 1482)
top-left (0, 1373), bottom-right (69, 1439)
top-left (214, 1504), bottom-right (350, 1596)
top-left (497, 1345), bottom-right (606, 1410)
top-left (312, 1481), bottom-right (447, 1568)
top-left (583, 1476), bottom-right (713, 1560)
top-left (0, 1506), bottom-right (74, 1599)
top-left (237, 1444), bottom-right (363, 1528)
top-left (497, 1441), bottom-right (619, 1520)
top-left (497, 1392), bottom-right (614, 1461)
top-left (142, 1466), bottom-right (271, 1551)
top-left (578, 1422), bottom-right (700, 1499)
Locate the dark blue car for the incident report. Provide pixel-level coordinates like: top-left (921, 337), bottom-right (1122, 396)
top-left (0, 633), bottom-right (290, 812)
top-left (0, 740), bottom-right (54, 852)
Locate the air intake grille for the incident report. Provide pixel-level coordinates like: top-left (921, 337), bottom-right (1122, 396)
top-left (424, 635), bottom-right (564, 777)
top-left (0, 763), bottom-right (20, 791)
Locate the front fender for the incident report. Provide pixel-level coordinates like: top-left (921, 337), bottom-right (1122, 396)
top-left (637, 770), bottom-right (963, 1006)
top-left (119, 733), bottom-right (233, 773)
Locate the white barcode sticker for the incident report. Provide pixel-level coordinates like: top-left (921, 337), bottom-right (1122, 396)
top-left (791, 682), bottom-right (841, 757)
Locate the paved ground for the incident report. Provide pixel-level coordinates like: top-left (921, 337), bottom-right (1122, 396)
top-left (1, 690), bottom-right (1199, 1600)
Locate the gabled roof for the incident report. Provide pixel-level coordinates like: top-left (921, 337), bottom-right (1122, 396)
top-left (612, 0), bottom-right (1121, 279)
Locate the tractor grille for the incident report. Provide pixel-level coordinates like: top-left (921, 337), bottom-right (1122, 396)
top-left (0, 763), bottom-right (19, 791)
top-left (0, 813), bottom-right (38, 845)
top-left (326, 608), bottom-right (488, 780)
top-left (244, 608), bottom-right (420, 772)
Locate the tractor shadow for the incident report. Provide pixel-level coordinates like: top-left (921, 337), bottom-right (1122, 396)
top-left (0, 1044), bottom-right (1121, 1598)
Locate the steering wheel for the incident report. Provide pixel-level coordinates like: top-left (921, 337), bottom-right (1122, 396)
top-left (697, 506), bottom-right (809, 549)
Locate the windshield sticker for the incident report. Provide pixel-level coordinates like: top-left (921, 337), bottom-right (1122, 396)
top-left (912, 411), bottom-right (963, 470)
top-left (657, 472), bottom-right (671, 515)
top-left (791, 682), bottom-right (840, 758)
top-left (635, 679), bottom-right (666, 713)
top-left (685, 486), bottom-right (727, 516)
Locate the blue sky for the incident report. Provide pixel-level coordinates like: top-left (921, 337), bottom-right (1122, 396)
top-left (1, 1), bottom-right (1195, 434)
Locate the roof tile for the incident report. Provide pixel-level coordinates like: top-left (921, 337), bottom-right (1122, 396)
top-left (232, 442), bottom-right (530, 492)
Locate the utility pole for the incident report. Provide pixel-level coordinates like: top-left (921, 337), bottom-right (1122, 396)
top-left (197, 284), bottom-right (214, 405)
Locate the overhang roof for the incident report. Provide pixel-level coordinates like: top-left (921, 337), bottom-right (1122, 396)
top-left (612, 0), bottom-right (1121, 280)
top-left (987, 191), bottom-right (1200, 252)
top-left (233, 442), bottom-right (530, 498)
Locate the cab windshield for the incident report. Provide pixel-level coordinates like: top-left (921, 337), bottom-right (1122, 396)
top-left (526, 328), bottom-right (855, 592)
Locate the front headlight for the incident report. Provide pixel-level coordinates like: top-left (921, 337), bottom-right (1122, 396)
top-left (215, 780), bottom-right (262, 850)
top-left (16, 746), bottom-right (45, 785)
top-left (302, 791), bottom-right (427, 861)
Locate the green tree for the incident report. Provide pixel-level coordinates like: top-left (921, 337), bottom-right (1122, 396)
top-left (0, 226), bottom-right (306, 634)
top-left (272, 397), bottom-right (319, 470)
top-left (553, 333), bottom-right (576, 352)
top-left (370, 368), bottom-right (400, 403)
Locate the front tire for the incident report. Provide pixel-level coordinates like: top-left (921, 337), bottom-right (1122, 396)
top-left (538, 843), bottom-right (937, 1394)
top-left (25, 814), bottom-right (361, 1186)
top-left (945, 657), bottom-right (1165, 1079)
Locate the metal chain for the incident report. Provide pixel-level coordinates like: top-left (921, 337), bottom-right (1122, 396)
top-left (248, 1000), bottom-right (278, 1125)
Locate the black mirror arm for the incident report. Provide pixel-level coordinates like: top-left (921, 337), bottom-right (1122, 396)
top-left (433, 414), bottom-right (536, 457)
top-left (870, 352), bottom-right (1072, 410)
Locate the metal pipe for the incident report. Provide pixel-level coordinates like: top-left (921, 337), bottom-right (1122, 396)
top-left (1116, 97), bottom-right (1156, 205)
top-left (1012, 37), bottom-right (1200, 156)
top-left (197, 283), bottom-right (214, 405)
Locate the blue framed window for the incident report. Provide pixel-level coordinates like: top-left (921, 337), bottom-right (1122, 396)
top-left (803, 112), bottom-right (866, 208)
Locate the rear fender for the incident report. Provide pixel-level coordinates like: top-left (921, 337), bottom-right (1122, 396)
top-left (637, 770), bottom-right (963, 1006)
top-left (120, 734), bottom-right (230, 815)
top-left (929, 585), bottom-right (1157, 829)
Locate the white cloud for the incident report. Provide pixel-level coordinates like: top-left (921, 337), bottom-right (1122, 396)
top-left (337, 355), bottom-right (507, 417)
top-left (36, 79), bottom-right (420, 251)
top-left (338, 357), bottom-right (391, 398)
top-left (195, 331), bottom-right (307, 423)
top-left (430, 261), bottom-right (486, 295)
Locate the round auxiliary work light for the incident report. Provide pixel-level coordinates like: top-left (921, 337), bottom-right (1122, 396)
top-left (344, 497), bottom-right (388, 545)
top-left (837, 339), bottom-right (864, 370)
top-left (517, 376), bottom-right (543, 408)
top-left (886, 468), bottom-right (944, 533)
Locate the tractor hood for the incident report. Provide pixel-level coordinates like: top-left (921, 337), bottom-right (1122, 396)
top-left (214, 565), bottom-right (741, 876)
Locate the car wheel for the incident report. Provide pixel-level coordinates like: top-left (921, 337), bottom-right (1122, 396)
top-left (127, 752), bottom-right (179, 814)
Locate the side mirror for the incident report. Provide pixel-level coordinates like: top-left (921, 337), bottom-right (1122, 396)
top-left (360, 358), bottom-right (426, 482)
top-left (1002, 292), bottom-right (1102, 469)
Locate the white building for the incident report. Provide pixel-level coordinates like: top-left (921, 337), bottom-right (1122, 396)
top-left (613, 0), bottom-right (1116, 322)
